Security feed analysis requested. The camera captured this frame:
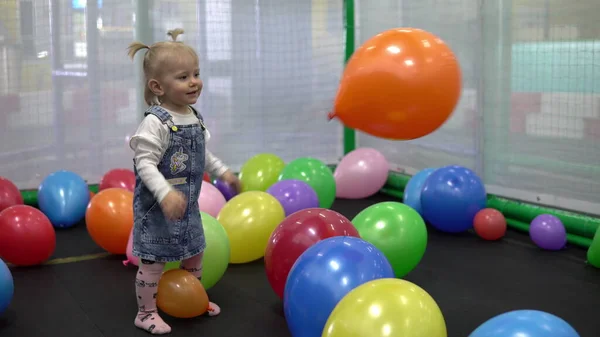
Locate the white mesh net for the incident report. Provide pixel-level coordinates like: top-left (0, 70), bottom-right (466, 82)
top-left (355, 0), bottom-right (600, 215)
top-left (0, 0), bottom-right (344, 189)
top-left (499, 0), bottom-right (600, 213)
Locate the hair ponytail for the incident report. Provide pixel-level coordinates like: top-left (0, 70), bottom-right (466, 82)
top-left (127, 42), bottom-right (150, 60)
top-left (167, 28), bottom-right (185, 42)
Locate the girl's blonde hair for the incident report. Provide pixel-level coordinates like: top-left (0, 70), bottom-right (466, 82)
top-left (127, 28), bottom-right (200, 106)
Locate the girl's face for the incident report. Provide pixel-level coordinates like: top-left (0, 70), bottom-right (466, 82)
top-left (150, 55), bottom-right (203, 112)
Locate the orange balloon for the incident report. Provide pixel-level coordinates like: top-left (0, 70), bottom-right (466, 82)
top-left (85, 188), bottom-right (133, 254)
top-left (329, 28), bottom-right (462, 140)
top-left (157, 269), bottom-right (209, 318)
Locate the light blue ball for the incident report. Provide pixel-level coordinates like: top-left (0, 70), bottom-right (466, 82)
top-left (469, 310), bottom-right (580, 337)
top-left (38, 170), bottom-right (90, 228)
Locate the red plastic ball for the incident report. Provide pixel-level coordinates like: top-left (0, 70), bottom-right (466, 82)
top-left (0, 205), bottom-right (56, 266)
top-left (473, 208), bottom-right (507, 241)
top-left (99, 169), bottom-right (135, 192)
top-left (0, 176), bottom-right (23, 213)
top-left (264, 208), bottom-right (359, 299)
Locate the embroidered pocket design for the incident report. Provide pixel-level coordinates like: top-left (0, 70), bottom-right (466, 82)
top-left (170, 147), bottom-right (189, 175)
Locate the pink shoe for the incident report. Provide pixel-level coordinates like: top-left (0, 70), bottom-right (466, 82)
top-left (206, 302), bottom-right (221, 317)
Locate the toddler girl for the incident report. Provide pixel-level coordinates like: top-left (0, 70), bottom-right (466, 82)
top-left (127, 28), bottom-right (241, 335)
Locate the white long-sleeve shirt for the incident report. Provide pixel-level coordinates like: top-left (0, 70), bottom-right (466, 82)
top-left (129, 107), bottom-right (229, 203)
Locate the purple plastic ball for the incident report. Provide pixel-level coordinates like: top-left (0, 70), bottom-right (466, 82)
top-left (529, 214), bottom-right (567, 251)
top-left (266, 179), bottom-right (319, 217)
top-left (213, 179), bottom-right (237, 201)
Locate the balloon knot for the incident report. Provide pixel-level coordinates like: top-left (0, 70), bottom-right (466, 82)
top-left (327, 111), bottom-right (336, 121)
top-left (122, 260), bottom-right (130, 266)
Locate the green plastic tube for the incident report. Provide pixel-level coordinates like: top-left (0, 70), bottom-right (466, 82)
top-left (379, 187), bottom-right (403, 200)
top-left (342, 0), bottom-right (356, 155)
top-left (21, 189), bottom-right (38, 206)
top-left (487, 195), bottom-right (599, 239)
top-left (386, 171), bottom-right (410, 190)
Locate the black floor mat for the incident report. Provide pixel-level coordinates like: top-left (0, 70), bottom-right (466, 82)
top-left (50, 218), bottom-right (106, 259)
top-left (1, 194), bottom-right (599, 337)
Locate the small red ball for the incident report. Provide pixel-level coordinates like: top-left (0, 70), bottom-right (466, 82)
top-left (473, 208), bottom-right (507, 241)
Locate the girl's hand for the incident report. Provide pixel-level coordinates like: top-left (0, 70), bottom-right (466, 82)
top-left (221, 170), bottom-right (242, 193)
top-left (160, 190), bottom-right (187, 220)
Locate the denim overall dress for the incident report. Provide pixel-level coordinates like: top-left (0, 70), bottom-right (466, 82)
top-left (132, 105), bottom-right (206, 263)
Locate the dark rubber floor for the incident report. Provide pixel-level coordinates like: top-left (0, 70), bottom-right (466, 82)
top-left (1, 194), bottom-right (599, 337)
